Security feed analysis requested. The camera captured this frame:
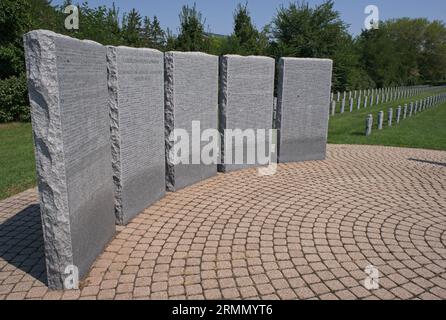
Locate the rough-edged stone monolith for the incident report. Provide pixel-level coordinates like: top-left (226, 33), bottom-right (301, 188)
top-left (107, 46), bottom-right (165, 225)
top-left (165, 51), bottom-right (218, 191)
top-left (219, 55), bottom-right (275, 172)
top-left (24, 30), bottom-right (115, 289)
top-left (276, 58), bottom-right (333, 163)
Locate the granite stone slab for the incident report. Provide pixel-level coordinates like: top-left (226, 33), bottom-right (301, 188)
top-left (107, 46), bottom-right (165, 225)
top-left (164, 51), bottom-right (219, 191)
top-left (24, 30), bottom-right (115, 289)
top-left (276, 58), bottom-right (333, 163)
top-left (219, 55), bottom-right (275, 172)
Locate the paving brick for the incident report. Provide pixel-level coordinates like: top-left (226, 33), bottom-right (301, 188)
top-left (0, 145), bottom-right (445, 300)
top-left (222, 288), bottom-right (240, 299)
top-left (97, 289), bottom-right (116, 300)
top-left (204, 289), bottom-right (222, 300)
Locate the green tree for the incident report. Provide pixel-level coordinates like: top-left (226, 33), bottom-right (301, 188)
top-left (165, 28), bottom-right (177, 51)
top-left (104, 3), bottom-right (122, 46)
top-left (234, 3), bottom-right (256, 44)
top-left (207, 34), bottom-right (230, 56)
top-left (0, 0), bottom-right (33, 122)
top-left (176, 3), bottom-right (209, 52)
top-left (272, 0), bottom-right (348, 57)
top-left (419, 20), bottom-right (446, 82)
top-left (332, 36), bottom-right (375, 90)
top-left (357, 18), bottom-right (446, 86)
top-left (358, 27), bottom-right (401, 87)
top-left (224, 3), bottom-right (269, 55)
top-left (142, 16), bottom-right (166, 50)
top-left (122, 8), bottom-right (143, 46)
top-left (58, 3), bottom-right (123, 46)
top-left (2, 0), bottom-right (446, 123)
top-left (32, 0), bottom-right (65, 32)
top-left (151, 16), bottom-right (166, 48)
top-left (271, 0), bottom-right (357, 90)
top-left (0, 74), bottom-right (29, 122)
top-left (0, 0), bottom-right (31, 78)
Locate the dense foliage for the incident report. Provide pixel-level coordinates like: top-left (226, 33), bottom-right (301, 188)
top-left (1, 0), bottom-right (445, 122)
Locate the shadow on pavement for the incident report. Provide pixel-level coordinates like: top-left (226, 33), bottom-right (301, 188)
top-left (0, 204), bottom-right (47, 285)
top-left (408, 158), bottom-right (446, 167)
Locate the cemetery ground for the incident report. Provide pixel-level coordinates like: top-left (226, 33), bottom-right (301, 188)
top-left (328, 89), bottom-right (446, 150)
top-left (1, 92), bottom-right (446, 201)
top-left (1, 97), bottom-right (446, 299)
top-left (0, 122), bottom-right (35, 200)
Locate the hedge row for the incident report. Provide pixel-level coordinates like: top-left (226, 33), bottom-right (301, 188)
top-left (0, 74), bottom-right (30, 123)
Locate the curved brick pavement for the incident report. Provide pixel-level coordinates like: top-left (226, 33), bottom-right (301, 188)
top-left (0, 145), bottom-right (445, 300)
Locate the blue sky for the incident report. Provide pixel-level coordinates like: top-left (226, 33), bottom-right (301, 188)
top-left (53, 0), bottom-right (446, 36)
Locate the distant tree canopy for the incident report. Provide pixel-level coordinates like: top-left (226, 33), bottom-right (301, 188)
top-left (142, 16), bottom-right (166, 50)
top-left (223, 3), bottom-right (269, 56)
top-left (270, 1), bottom-right (375, 90)
top-left (1, 0), bottom-right (446, 122)
top-left (358, 18), bottom-right (446, 87)
top-left (175, 3), bottom-right (210, 52)
top-left (0, 0), bottom-right (31, 78)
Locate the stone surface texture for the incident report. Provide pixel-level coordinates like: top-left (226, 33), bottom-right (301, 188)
top-left (164, 52), bottom-right (219, 191)
top-left (107, 46), bottom-right (165, 225)
top-left (24, 30), bottom-right (115, 289)
top-left (276, 58), bottom-right (333, 163)
top-left (219, 55), bottom-right (275, 172)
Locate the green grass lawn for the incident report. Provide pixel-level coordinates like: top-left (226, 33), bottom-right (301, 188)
top-left (328, 90), bottom-right (446, 151)
top-left (0, 122), bottom-right (36, 200)
top-left (0, 90), bottom-right (445, 201)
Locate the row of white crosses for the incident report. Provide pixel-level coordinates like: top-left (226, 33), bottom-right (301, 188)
top-left (365, 92), bottom-right (446, 136)
top-left (330, 85), bottom-right (446, 117)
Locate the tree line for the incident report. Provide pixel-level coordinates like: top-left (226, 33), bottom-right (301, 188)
top-left (1, 0), bottom-right (446, 122)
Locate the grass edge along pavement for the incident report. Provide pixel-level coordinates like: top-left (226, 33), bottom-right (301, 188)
top-left (1, 89), bottom-right (446, 201)
top-left (0, 122), bottom-right (36, 200)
